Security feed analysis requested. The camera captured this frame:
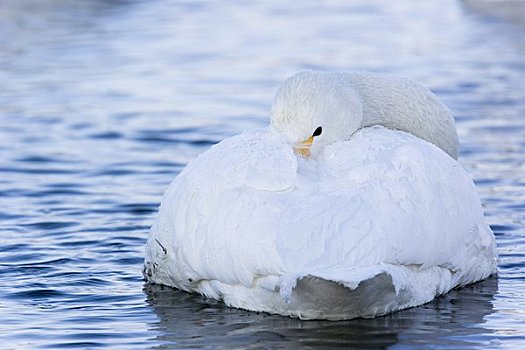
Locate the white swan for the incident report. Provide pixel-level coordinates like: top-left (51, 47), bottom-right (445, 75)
top-left (144, 71), bottom-right (497, 320)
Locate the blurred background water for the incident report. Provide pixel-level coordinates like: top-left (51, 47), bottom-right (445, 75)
top-left (0, 0), bottom-right (524, 348)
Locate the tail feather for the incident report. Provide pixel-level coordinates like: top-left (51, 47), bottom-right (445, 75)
top-left (287, 273), bottom-right (398, 320)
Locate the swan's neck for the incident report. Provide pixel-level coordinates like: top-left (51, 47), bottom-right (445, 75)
top-left (344, 73), bottom-right (459, 159)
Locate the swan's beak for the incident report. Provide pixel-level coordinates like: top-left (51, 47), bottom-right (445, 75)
top-left (294, 136), bottom-right (314, 157)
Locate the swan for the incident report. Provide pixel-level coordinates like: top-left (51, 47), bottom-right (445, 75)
top-left (143, 71), bottom-right (497, 320)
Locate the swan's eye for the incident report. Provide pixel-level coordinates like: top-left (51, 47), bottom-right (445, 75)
top-left (312, 126), bottom-right (322, 137)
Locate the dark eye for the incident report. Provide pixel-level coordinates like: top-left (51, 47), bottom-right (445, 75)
top-left (312, 126), bottom-right (322, 137)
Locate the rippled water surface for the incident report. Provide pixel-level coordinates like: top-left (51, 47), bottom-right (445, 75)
top-left (1, 0), bottom-right (524, 348)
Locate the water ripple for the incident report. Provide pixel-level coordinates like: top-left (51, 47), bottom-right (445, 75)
top-left (0, 0), bottom-right (524, 349)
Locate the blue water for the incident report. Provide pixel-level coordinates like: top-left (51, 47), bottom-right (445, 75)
top-left (1, 0), bottom-right (524, 348)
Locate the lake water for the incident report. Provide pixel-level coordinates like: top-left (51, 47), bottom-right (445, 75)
top-left (1, 0), bottom-right (524, 348)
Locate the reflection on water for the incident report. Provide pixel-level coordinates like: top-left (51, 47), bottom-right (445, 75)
top-left (0, 0), bottom-right (524, 348)
top-left (462, 0), bottom-right (525, 26)
top-left (145, 277), bottom-right (498, 349)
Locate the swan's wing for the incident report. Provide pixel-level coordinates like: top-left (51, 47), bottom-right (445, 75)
top-left (187, 130), bottom-right (298, 192)
top-left (277, 127), bottom-right (496, 297)
top-left (145, 130), bottom-right (297, 288)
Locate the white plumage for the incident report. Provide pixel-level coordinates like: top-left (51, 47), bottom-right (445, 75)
top-left (144, 71), bottom-right (497, 320)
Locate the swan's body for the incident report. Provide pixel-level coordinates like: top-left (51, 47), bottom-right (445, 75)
top-left (144, 71), bottom-right (497, 320)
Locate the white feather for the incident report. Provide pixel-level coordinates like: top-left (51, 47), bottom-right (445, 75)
top-left (144, 72), bottom-right (496, 320)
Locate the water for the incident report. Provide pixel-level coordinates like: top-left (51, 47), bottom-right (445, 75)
top-left (1, 0), bottom-right (524, 348)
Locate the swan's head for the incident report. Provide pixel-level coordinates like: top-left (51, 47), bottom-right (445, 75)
top-left (270, 71), bottom-right (363, 157)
